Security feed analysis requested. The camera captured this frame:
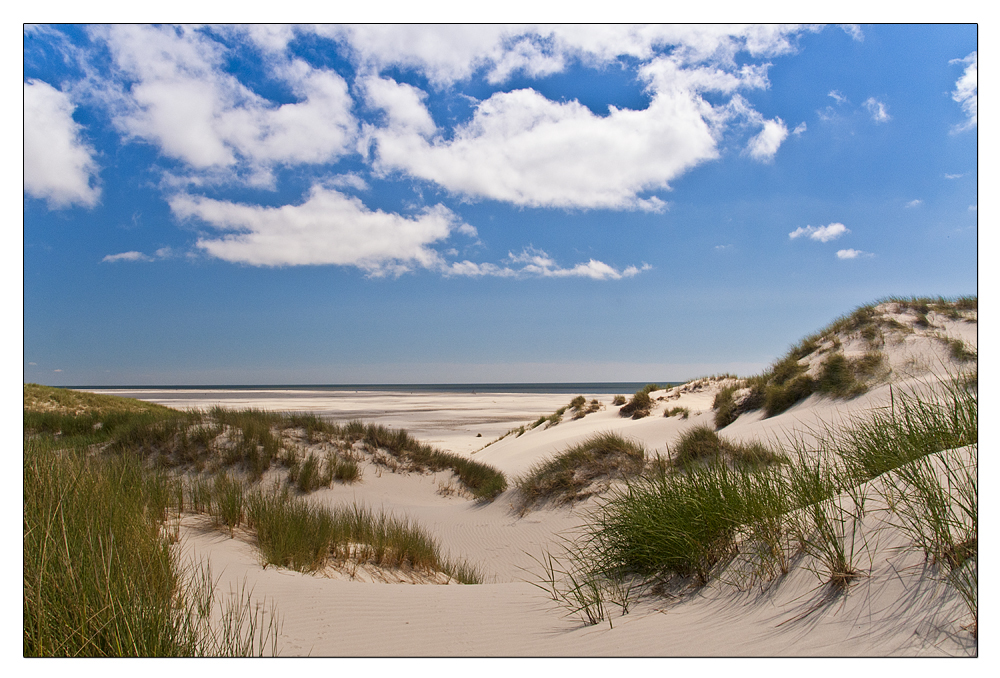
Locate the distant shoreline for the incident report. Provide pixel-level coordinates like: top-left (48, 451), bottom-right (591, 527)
top-left (67, 382), bottom-right (680, 395)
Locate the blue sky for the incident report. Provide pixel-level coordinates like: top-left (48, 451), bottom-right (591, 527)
top-left (23, 24), bottom-right (978, 386)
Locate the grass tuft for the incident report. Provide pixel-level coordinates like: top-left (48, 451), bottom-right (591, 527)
top-left (517, 432), bottom-right (647, 509)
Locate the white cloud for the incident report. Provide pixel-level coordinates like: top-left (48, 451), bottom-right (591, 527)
top-left (362, 49), bottom-right (785, 210)
top-left (905, 199), bottom-right (923, 208)
top-left (840, 25), bottom-right (864, 42)
top-left (23, 79), bottom-right (101, 208)
top-left (76, 24), bottom-right (816, 213)
top-left (90, 25), bottom-right (356, 185)
top-left (345, 27), bottom-right (813, 210)
top-left (828, 90), bottom-right (848, 104)
top-left (969, 205), bottom-right (977, 212)
top-left (326, 173), bottom-right (369, 191)
top-left (951, 51), bottom-right (977, 132)
top-left (170, 185), bottom-right (473, 275)
top-left (792, 122), bottom-right (807, 135)
top-left (364, 78), bottom-right (718, 210)
top-left (789, 222), bottom-right (849, 243)
top-left (102, 251), bottom-right (153, 262)
top-left (945, 173), bottom-right (965, 179)
top-left (442, 247), bottom-right (651, 280)
top-left (328, 25), bottom-right (811, 87)
top-left (863, 97), bottom-right (890, 123)
top-left (836, 249), bottom-right (872, 259)
top-left (745, 117), bottom-right (789, 161)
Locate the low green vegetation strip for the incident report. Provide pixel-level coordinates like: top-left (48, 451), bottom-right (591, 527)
top-left (539, 376), bottom-right (977, 632)
top-left (23, 385), bottom-right (506, 502)
top-left (516, 432), bottom-right (647, 509)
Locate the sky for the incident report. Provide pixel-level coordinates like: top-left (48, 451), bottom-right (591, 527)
top-left (22, 24), bottom-right (978, 386)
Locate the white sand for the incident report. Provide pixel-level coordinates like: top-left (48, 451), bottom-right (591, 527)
top-left (106, 309), bottom-right (979, 656)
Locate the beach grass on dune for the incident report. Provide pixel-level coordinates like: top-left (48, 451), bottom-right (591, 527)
top-left (547, 374), bottom-right (976, 628)
top-left (23, 438), bottom-right (278, 656)
top-left (710, 296), bottom-right (976, 427)
top-left (23, 385), bottom-right (507, 502)
top-left (24, 385), bottom-right (498, 655)
top-left (242, 485), bottom-right (480, 582)
top-left (669, 425), bottom-right (784, 468)
top-left (352, 422), bottom-right (507, 500)
top-left (618, 384), bottom-right (660, 419)
top-left (516, 432), bottom-right (647, 509)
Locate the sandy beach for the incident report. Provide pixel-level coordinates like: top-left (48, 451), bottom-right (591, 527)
top-left (76, 302), bottom-right (978, 657)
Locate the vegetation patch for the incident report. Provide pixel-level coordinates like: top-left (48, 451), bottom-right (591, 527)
top-left (670, 425), bottom-right (783, 468)
top-left (24, 432), bottom-right (279, 656)
top-left (539, 374), bottom-right (976, 631)
top-left (243, 486), bottom-right (481, 583)
top-left (24, 387), bottom-right (506, 503)
top-left (516, 432), bottom-right (647, 509)
top-left (710, 297), bottom-right (975, 424)
top-left (351, 422), bottom-right (507, 501)
top-left (618, 384), bottom-right (660, 419)
top-left (664, 406), bottom-right (690, 419)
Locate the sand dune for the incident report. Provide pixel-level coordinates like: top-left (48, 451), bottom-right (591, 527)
top-left (147, 302), bottom-right (979, 656)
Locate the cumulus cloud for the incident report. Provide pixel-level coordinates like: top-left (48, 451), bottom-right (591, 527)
top-left (828, 90), bottom-right (848, 104)
top-left (745, 118), bottom-right (789, 161)
top-left (792, 122), bottom-right (807, 135)
top-left (789, 222), bottom-right (849, 243)
top-left (364, 78), bottom-right (717, 210)
top-left (24, 79), bottom-right (100, 208)
top-left (836, 249), bottom-right (872, 259)
top-left (102, 251), bottom-right (153, 263)
top-left (72, 24), bottom-right (816, 213)
top-left (328, 25), bottom-right (810, 87)
top-left (443, 248), bottom-right (651, 280)
top-left (863, 97), bottom-right (890, 123)
top-left (169, 185), bottom-right (476, 275)
top-left (361, 46), bottom-right (789, 210)
top-left (951, 51), bottom-right (977, 131)
top-left (90, 25), bottom-right (356, 185)
top-left (905, 199), bottom-right (923, 208)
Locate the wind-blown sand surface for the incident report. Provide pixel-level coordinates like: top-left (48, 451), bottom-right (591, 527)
top-left (87, 307), bottom-right (978, 656)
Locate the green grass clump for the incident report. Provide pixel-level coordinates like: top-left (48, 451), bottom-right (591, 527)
top-left (830, 378), bottom-right (976, 482)
top-left (569, 396), bottom-right (601, 419)
top-left (582, 459), bottom-right (792, 585)
top-left (671, 425), bottom-right (782, 468)
top-left (517, 432), bottom-right (647, 508)
top-left (556, 374), bottom-right (976, 631)
top-left (619, 384), bottom-right (659, 419)
top-left (23, 439), bottom-right (279, 656)
top-left (713, 386), bottom-right (739, 428)
top-left (664, 406), bottom-right (689, 419)
top-left (244, 485), bottom-right (480, 583)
